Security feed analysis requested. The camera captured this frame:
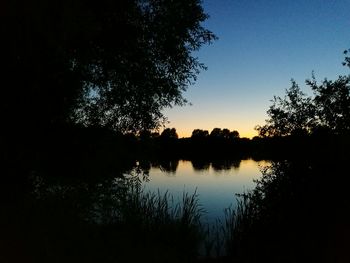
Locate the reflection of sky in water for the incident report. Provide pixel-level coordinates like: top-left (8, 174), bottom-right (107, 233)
top-left (143, 159), bottom-right (269, 223)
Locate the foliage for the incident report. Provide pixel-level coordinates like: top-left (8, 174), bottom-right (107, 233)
top-left (160, 128), bottom-right (179, 139)
top-left (209, 128), bottom-right (240, 139)
top-left (257, 76), bottom-right (350, 137)
top-left (307, 75), bottom-right (350, 133)
top-left (220, 145), bottom-right (350, 262)
top-left (256, 80), bottom-right (315, 137)
top-left (343, 48), bottom-right (350, 68)
top-left (3, 0), bottom-right (216, 133)
top-left (191, 129), bottom-right (209, 138)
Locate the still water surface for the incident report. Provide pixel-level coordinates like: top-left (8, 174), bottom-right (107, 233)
top-left (143, 159), bottom-right (270, 223)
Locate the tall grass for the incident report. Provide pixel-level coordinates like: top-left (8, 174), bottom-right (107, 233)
top-left (201, 194), bottom-right (256, 259)
top-left (28, 169), bottom-right (206, 262)
top-left (83, 171), bottom-right (206, 261)
top-left (28, 166), bottom-right (268, 262)
top-left (107, 173), bottom-right (204, 229)
top-left (202, 163), bottom-right (275, 260)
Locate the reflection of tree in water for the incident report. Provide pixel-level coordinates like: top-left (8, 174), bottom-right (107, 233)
top-left (191, 160), bottom-right (210, 171)
top-left (211, 159), bottom-right (241, 172)
top-left (231, 159), bottom-right (241, 170)
top-left (137, 160), bottom-right (151, 176)
top-left (190, 159), bottom-right (243, 172)
top-left (151, 160), bottom-right (179, 174)
top-left (143, 159), bottom-right (244, 173)
top-left (30, 173), bottom-right (134, 224)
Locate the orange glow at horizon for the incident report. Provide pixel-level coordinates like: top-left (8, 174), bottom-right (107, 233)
top-left (161, 109), bottom-right (264, 139)
top-left (175, 128), bottom-right (258, 139)
top-left (161, 100), bottom-right (268, 139)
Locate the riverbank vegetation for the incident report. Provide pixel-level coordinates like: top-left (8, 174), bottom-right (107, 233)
top-left (213, 63), bottom-right (350, 262)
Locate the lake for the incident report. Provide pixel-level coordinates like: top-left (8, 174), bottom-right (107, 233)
top-left (142, 159), bottom-right (270, 223)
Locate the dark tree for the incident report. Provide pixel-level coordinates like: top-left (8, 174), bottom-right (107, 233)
top-left (160, 128), bottom-right (178, 139)
top-left (222, 128), bottom-right (231, 139)
top-left (191, 129), bottom-right (209, 138)
top-left (256, 80), bottom-right (316, 137)
top-left (229, 130), bottom-right (240, 139)
top-left (209, 128), bottom-right (223, 138)
top-left (3, 0), bottom-right (216, 133)
top-left (307, 75), bottom-right (350, 133)
top-left (343, 49), bottom-right (350, 68)
top-left (257, 74), bottom-right (350, 137)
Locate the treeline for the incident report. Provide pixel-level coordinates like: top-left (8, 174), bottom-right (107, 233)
top-left (106, 125), bottom-right (350, 161)
top-left (6, 118), bottom-right (350, 182)
top-left (136, 127), bottom-right (247, 159)
top-left (115, 69), bottom-right (350, 161)
top-left (16, 114), bottom-right (348, 181)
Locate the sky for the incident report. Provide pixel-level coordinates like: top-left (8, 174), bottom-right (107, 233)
top-left (163, 0), bottom-right (350, 138)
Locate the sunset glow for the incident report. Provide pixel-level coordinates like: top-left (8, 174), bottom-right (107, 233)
top-left (163, 0), bottom-right (350, 138)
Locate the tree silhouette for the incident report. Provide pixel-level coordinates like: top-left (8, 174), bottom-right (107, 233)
top-left (257, 75), bottom-right (350, 137)
top-left (307, 75), bottom-right (350, 133)
top-left (210, 128), bottom-right (223, 138)
top-left (222, 128), bottom-right (231, 139)
top-left (343, 49), bottom-right (350, 68)
top-left (256, 80), bottom-right (316, 137)
top-left (160, 128), bottom-right (178, 139)
top-left (257, 51), bottom-right (350, 138)
top-left (191, 129), bottom-right (209, 138)
top-left (229, 130), bottom-right (240, 139)
top-left (3, 0), bottom-right (216, 133)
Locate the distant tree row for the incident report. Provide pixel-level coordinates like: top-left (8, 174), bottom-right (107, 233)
top-left (137, 127), bottom-right (240, 140)
top-left (191, 128), bottom-right (239, 140)
top-left (135, 127), bottom-right (250, 160)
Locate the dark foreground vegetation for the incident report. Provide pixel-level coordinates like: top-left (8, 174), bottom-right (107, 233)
top-left (221, 158), bottom-right (350, 263)
top-left (2, 173), bottom-right (205, 262)
top-left (206, 65), bottom-right (350, 262)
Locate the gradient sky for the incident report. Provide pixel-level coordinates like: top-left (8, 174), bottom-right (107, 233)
top-left (163, 0), bottom-right (350, 138)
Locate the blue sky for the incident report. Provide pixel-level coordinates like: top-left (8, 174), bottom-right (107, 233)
top-left (164, 0), bottom-right (350, 138)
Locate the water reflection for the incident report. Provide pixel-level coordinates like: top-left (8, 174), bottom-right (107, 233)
top-left (139, 158), bottom-right (262, 174)
top-left (211, 159), bottom-right (241, 172)
top-left (143, 159), bottom-right (269, 223)
top-left (28, 158), bottom-right (268, 225)
top-left (3, 158), bottom-right (269, 262)
top-left (191, 159), bottom-right (210, 171)
top-left (151, 159), bottom-right (179, 173)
